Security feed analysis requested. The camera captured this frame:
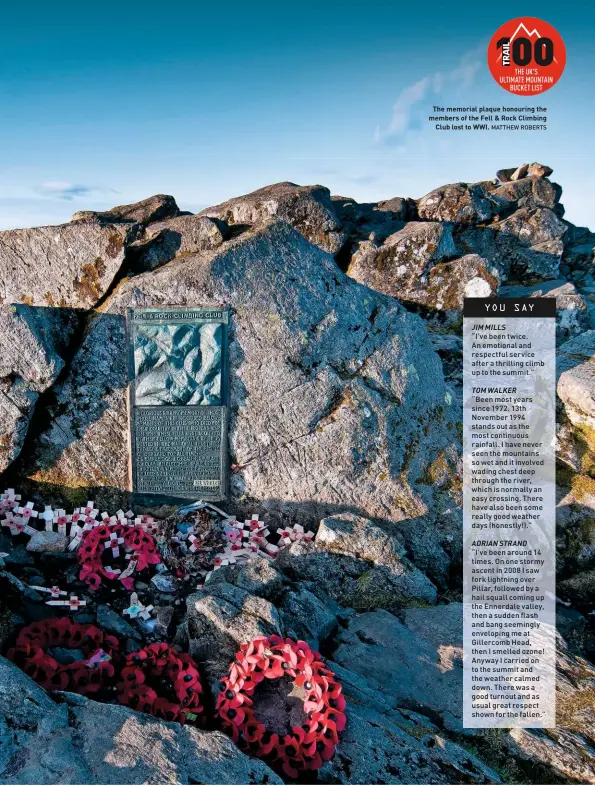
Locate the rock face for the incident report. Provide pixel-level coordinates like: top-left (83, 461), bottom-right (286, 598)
top-left (26, 221), bottom-right (459, 529)
top-left (0, 656), bottom-right (281, 784)
top-left (25, 312), bottom-right (130, 498)
top-left (320, 704), bottom-right (500, 785)
top-left (199, 182), bottom-right (347, 254)
top-left (333, 605), bottom-right (464, 732)
top-left (0, 222), bottom-right (136, 309)
top-left (0, 305), bottom-right (78, 472)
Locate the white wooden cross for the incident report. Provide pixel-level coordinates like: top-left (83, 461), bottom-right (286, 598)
top-left (2, 513), bottom-right (36, 537)
top-left (53, 510), bottom-right (69, 536)
top-left (68, 522), bottom-right (83, 551)
top-left (1, 489), bottom-right (21, 506)
top-left (82, 501), bottom-right (99, 518)
top-left (16, 502), bottom-right (38, 521)
top-left (29, 584), bottom-right (67, 599)
top-left (40, 505), bottom-right (54, 531)
top-left (104, 531), bottom-right (125, 559)
top-left (46, 594), bottom-right (87, 611)
top-left (244, 515), bottom-right (265, 532)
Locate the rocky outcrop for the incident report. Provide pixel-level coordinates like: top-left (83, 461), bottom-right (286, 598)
top-left (344, 166), bottom-right (567, 311)
top-left (459, 206), bottom-right (567, 280)
top-left (331, 195), bottom-right (414, 245)
top-left (198, 182), bottom-right (347, 254)
top-left (25, 221), bottom-right (459, 531)
top-left (332, 604), bottom-right (595, 784)
top-left (0, 305), bottom-right (78, 472)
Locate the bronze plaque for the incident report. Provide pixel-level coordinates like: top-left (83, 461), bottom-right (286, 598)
top-left (127, 307), bottom-right (229, 499)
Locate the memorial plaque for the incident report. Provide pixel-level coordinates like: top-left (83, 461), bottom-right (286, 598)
top-left (127, 307), bottom-right (229, 499)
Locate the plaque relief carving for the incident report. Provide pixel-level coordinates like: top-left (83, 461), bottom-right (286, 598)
top-left (127, 307), bottom-right (229, 499)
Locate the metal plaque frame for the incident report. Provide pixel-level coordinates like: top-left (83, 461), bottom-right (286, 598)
top-left (126, 306), bottom-right (229, 500)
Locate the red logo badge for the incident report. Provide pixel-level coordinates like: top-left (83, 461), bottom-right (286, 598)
top-left (488, 17), bottom-right (566, 94)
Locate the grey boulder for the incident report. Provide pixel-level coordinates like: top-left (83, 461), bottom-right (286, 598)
top-left (277, 513), bottom-right (438, 613)
top-left (417, 182), bottom-right (493, 224)
top-left (185, 582), bottom-right (281, 689)
top-left (72, 194), bottom-right (181, 227)
top-left (0, 221), bottom-right (135, 309)
top-left (346, 221), bottom-right (457, 304)
top-left (460, 207), bottom-right (567, 280)
top-left (528, 162), bottom-right (554, 178)
top-left (130, 214), bottom-right (228, 272)
top-left (205, 554), bottom-right (284, 600)
top-left (198, 182), bottom-right (347, 254)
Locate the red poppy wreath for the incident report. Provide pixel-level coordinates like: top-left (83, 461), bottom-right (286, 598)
top-left (216, 634), bottom-right (346, 777)
top-left (7, 618), bottom-right (120, 696)
top-left (78, 522), bottom-right (161, 591)
top-left (117, 643), bottom-right (204, 725)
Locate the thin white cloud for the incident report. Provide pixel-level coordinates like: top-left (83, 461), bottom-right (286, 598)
top-left (35, 181), bottom-right (117, 201)
top-left (377, 48), bottom-right (483, 144)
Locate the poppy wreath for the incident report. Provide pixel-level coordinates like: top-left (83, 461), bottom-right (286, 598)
top-left (78, 522), bottom-right (161, 590)
top-left (116, 643), bottom-right (204, 725)
top-left (216, 634), bottom-right (346, 777)
top-left (7, 618), bottom-right (120, 696)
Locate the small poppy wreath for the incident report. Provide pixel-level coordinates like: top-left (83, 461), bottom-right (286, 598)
top-left (216, 635), bottom-right (346, 777)
top-left (78, 522), bottom-right (161, 590)
top-left (7, 618), bottom-right (120, 696)
top-left (116, 643), bottom-right (204, 725)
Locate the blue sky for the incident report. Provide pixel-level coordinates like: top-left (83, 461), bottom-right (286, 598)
top-left (1, 1), bottom-right (593, 230)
